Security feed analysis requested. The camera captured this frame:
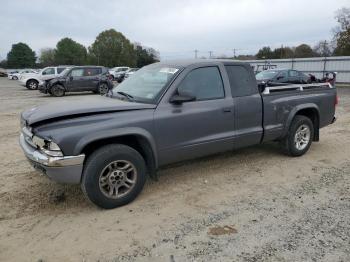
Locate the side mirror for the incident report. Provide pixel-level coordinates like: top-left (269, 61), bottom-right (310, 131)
top-left (69, 76), bottom-right (73, 81)
top-left (277, 76), bottom-right (284, 80)
top-left (170, 90), bottom-right (196, 104)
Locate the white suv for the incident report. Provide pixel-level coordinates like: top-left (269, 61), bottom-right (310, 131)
top-left (20, 66), bottom-right (68, 90)
top-left (108, 66), bottom-right (129, 82)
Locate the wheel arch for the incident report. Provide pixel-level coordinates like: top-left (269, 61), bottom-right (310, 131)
top-left (75, 128), bottom-right (158, 179)
top-left (283, 104), bottom-right (320, 141)
top-left (26, 78), bottom-right (39, 85)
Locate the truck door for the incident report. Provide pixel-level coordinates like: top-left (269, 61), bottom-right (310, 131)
top-left (154, 65), bottom-right (235, 165)
top-left (225, 65), bottom-right (263, 149)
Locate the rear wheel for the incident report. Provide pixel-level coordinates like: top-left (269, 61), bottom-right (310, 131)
top-left (50, 85), bottom-right (65, 97)
top-left (12, 76), bottom-right (18, 80)
top-left (26, 79), bottom-right (38, 90)
top-left (81, 144), bottom-right (147, 209)
top-left (281, 115), bottom-right (314, 156)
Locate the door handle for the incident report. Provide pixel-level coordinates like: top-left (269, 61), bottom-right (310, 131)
top-left (222, 107), bottom-right (232, 113)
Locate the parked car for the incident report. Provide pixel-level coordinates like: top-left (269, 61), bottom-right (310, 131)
top-left (8, 69), bottom-right (37, 80)
top-left (256, 69), bottom-right (310, 84)
top-left (124, 68), bottom-right (139, 79)
top-left (19, 60), bottom-right (337, 209)
top-left (0, 68), bottom-right (7, 77)
top-left (39, 66), bottom-right (113, 97)
top-left (108, 66), bottom-right (130, 82)
top-left (19, 66), bottom-right (68, 90)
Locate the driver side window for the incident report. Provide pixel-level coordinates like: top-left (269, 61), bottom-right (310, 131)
top-left (177, 67), bottom-right (224, 101)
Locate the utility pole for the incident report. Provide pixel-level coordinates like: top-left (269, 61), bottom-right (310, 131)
top-left (232, 48), bottom-right (243, 59)
top-left (194, 49), bottom-right (198, 59)
top-left (208, 51), bottom-right (213, 59)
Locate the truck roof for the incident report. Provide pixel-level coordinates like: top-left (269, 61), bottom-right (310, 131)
top-left (158, 59), bottom-right (249, 68)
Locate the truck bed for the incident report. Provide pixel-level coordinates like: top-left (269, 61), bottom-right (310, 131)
top-left (261, 82), bottom-right (337, 142)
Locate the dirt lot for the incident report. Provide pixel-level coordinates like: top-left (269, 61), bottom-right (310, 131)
top-left (0, 78), bottom-right (349, 262)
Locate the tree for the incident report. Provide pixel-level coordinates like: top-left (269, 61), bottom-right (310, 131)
top-left (7, 42), bottom-right (36, 68)
top-left (134, 44), bottom-right (158, 67)
top-left (55, 38), bottom-right (87, 65)
top-left (256, 47), bottom-right (273, 59)
top-left (0, 60), bottom-right (7, 68)
top-left (333, 7), bottom-right (350, 56)
top-left (313, 41), bottom-right (333, 57)
top-left (272, 46), bottom-right (294, 59)
top-left (88, 29), bottom-right (136, 67)
top-left (39, 48), bottom-right (56, 67)
top-left (234, 54), bottom-right (256, 60)
top-left (294, 44), bottom-right (315, 58)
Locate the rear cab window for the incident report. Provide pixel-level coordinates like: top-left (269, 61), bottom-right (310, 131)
top-left (225, 65), bottom-right (256, 97)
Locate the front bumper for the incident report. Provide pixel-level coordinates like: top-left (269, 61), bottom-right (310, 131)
top-left (19, 133), bottom-right (85, 184)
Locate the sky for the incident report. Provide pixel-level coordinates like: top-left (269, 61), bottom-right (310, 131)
top-left (0, 0), bottom-right (349, 60)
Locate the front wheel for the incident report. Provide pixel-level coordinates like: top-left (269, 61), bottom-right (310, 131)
top-left (281, 115), bottom-right (314, 156)
top-left (50, 85), bottom-right (65, 97)
top-left (81, 144), bottom-right (147, 209)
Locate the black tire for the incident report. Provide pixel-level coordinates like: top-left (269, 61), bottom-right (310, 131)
top-left (98, 82), bottom-right (109, 95)
top-left (12, 76), bottom-right (18, 80)
top-left (26, 79), bottom-right (39, 90)
top-left (81, 144), bottom-right (147, 209)
top-left (281, 115), bottom-right (314, 156)
top-left (50, 85), bottom-right (65, 97)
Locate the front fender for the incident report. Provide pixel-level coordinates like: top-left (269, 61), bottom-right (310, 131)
top-left (73, 127), bottom-right (158, 167)
top-left (282, 103), bottom-right (320, 137)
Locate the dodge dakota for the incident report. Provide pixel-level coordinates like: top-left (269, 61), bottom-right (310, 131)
top-left (19, 60), bottom-right (337, 209)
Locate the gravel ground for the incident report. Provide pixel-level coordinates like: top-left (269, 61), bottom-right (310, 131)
top-left (0, 78), bottom-right (349, 262)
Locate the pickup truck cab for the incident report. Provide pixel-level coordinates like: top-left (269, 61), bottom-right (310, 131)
top-left (20, 66), bottom-right (68, 90)
top-left (19, 60), bottom-right (337, 209)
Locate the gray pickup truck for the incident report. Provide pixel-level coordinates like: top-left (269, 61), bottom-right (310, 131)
top-left (19, 60), bottom-right (337, 209)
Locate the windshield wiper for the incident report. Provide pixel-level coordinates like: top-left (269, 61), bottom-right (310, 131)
top-left (116, 91), bottom-right (135, 102)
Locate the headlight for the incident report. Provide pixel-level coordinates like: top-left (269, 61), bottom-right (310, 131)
top-left (46, 141), bottom-right (61, 151)
top-left (32, 135), bottom-right (63, 157)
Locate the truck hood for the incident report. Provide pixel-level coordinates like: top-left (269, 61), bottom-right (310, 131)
top-left (22, 96), bottom-right (156, 125)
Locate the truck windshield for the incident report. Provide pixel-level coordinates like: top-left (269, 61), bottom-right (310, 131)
top-left (113, 64), bottom-right (180, 103)
top-left (256, 70), bottom-right (279, 80)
